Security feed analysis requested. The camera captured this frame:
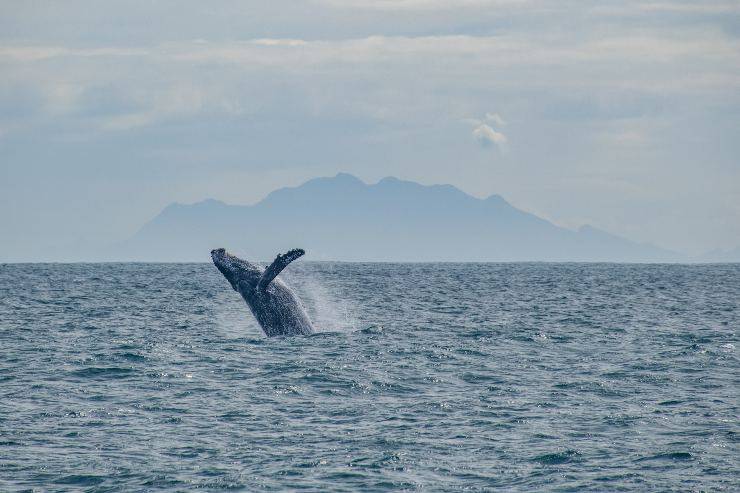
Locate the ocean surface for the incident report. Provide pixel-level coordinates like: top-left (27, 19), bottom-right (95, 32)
top-left (1, 262), bottom-right (738, 492)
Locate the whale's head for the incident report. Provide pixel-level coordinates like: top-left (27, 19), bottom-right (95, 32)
top-left (210, 248), bottom-right (262, 292)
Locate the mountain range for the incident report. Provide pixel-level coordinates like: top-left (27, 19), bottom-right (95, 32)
top-left (110, 173), bottom-right (686, 263)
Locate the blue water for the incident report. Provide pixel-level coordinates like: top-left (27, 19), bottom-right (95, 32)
top-left (1, 263), bottom-right (738, 491)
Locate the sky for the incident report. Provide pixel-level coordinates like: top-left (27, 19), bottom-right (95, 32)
top-left (1, 0), bottom-right (739, 260)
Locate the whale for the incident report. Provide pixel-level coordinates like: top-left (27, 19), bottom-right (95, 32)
top-left (211, 247), bottom-right (314, 337)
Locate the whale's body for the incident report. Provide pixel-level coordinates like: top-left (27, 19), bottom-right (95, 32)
top-left (211, 248), bottom-right (314, 337)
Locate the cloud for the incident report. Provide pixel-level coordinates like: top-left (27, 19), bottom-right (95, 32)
top-left (317, 0), bottom-right (529, 10)
top-left (252, 38), bottom-right (308, 47)
top-left (485, 112), bottom-right (507, 126)
top-left (2, 30), bottom-right (737, 139)
top-left (472, 123), bottom-right (507, 148)
top-left (0, 46), bottom-right (146, 61)
top-left (468, 112), bottom-right (507, 149)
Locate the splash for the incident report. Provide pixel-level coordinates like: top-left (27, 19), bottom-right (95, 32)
top-left (288, 271), bottom-right (358, 333)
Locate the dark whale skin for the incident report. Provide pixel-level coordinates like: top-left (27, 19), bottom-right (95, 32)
top-left (211, 248), bottom-right (314, 337)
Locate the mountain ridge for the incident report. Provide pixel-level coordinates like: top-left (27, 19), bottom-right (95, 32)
top-left (111, 173), bottom-right (683, 263)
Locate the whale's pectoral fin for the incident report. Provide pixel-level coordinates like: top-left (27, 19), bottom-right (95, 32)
top-left (258, 248), bottom-right (305, 291)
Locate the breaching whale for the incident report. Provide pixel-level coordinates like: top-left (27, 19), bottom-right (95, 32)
top-left (211, 248), bottom-right (314, 337)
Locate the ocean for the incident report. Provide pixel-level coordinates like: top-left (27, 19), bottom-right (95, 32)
top-left (1, 262), bottom-right (738, 491)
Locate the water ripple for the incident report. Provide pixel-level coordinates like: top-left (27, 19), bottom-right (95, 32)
top-left (0, 262), bottom-right (738, 491)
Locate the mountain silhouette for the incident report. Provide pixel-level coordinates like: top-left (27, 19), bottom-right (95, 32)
top-left (114, 173), bottom-right (679, 262)
top-left (696, 246), bottom-right (740, 263)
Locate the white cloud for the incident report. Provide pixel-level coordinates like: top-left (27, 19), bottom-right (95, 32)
top-left (485, 112), bottom-right (507, 126)
top-left (0, 46), bottom-right (147, 61)
top-left (638, 2), bottom-right (740, 14)
top-left (467, 112), bottom-right (507, 149)
top-left (472, 123), bottom-right (507, 148)
top-left (4, 31), bottom-right (737, 140)
top-left (317, 0), bottom-right (531, 11)
top-left (252, 38), bottom-right (308, 47)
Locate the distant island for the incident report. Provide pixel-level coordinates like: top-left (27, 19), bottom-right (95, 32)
top-left (108, 173), bottom-right (689, 263)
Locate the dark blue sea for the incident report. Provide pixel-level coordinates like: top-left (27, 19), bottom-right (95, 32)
top-left (1, 263), bottom-right (738, 492)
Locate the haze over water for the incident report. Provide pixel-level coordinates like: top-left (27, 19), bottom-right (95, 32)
top-left (1, 262), bottom-right (738, 491)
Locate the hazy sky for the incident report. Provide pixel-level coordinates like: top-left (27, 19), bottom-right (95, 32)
top-left (1, 0), bottom-right (739, 260)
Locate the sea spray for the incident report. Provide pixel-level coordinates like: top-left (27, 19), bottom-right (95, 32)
top-left (283, 266), bottom-right (359, 333)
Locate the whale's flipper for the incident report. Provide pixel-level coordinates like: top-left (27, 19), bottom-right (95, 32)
top-left (258, 248), bottom-right (305, 291)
